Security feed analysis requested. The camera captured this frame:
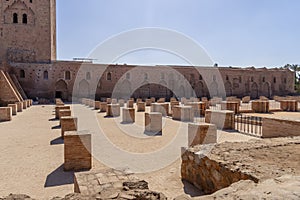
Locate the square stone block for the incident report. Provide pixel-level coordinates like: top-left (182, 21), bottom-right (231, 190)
top-left (145, 112), bottom-right (162, 135)
top-left (100, 102), bottom-right (108, 112)
top-left (137, 102), bottom-right (146, 112)
top-left (94, 101), bottom-right (101, 110)
top-left (106, 98), bottom-right (112, 104)
top-left (172, 106), bottom-right (194, 122)
top-left (145, 99), bottom-right (152, 106)
top-left (280, 100), bottom-right (298, 112)
top-left (151, 103), bottom-right (169, 116)
top-left (64, 131), bottom-right (92, 171)
top-left (157, 98), bottom-right (165, 103)
top-left (170, 101), bottom-right (180, 111)
top-left (59, 109), bottom-right (72, 119)
top-left (252, 101), bottom-right (270, 113)
top-left (0, 107), bottom-right (12, 122)
top-left (118, 99), bottom-right (125, 107)
top-left (112, 99), bottom-right (118, 104)
top-left (16, 102), bottom-right (23, 112)
top-left (106, 104), bottom-right (120, 117)
top-left (221, 101), bottom-right (239, 114)
top-left (205, 110), bottom-right (234, 130)
top-left (188, 123), bottom-right (217, 146)
top-left (26, 100), bottom-right (30, 108)
top-left (55, 106), bottom-right (71, 119)
top-left (242, 96), bottom-right (251, 103)
top-left (136, 98), bottom-right (143, 103)
top-left (61, 117), bottom-right (78, 138)
top-left (122, 108), bottom-right (135, 123)
top-left (127, 100), bottom-right (134, 108)
top-left (22, 101), bottom-right (27, 109)
top-left (150, 97), bottom-right (156, 103)
top-left (184, 102), bottom-right (206, 116)
top-left (8, 104), bottom-right (17, 115)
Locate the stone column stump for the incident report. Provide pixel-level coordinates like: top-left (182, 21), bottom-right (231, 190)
top-left (55, 106), bottom-right (71, 119)
top-left (172, 106), bottom-right (194, 122)
top-left (16, 102), bottom-right (23, 112)
top-left (127, 100), bottom-right (134, 108)
top-left (99, 102), bottom-right (108, 112)
top-left (8, 104), bottom-right (17, 115)
top-left (64, 131), bottom-right (91, 171)
top-left (221, 101), bottom-right (240, 114)
top-left (151, 103), bottom-right (169, 116)
top-left (137, 102), bottom-right (146, 112)
top-left (252, 101), bottom-right (270, 113)
top-left (22, 101), bottom-right (27, 109)
top-left (145, 112), bottom-right (162, 135)
top-left (145, 99), bottom-right (152, 106)
top-left (205, 110), bottom-right (234, 130)
top-left (122, 108), bottom-right (135, 123)
top-left (188, 123), bottom-right (217, 146)
top-left (0, 107), bottom-right (12, 122)
top-left (94, 101), bottom-right (101, 110)
top-left (106, 104), bottom-right (120, 117)
top-left (60, 116), bottom-right (78, 138)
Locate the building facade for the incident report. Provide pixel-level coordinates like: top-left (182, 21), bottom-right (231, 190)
top-left (0, 0), bottom-right (295, 103)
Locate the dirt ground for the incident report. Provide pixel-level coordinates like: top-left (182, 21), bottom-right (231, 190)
top-left (0, 104), bottom-right (259, 199)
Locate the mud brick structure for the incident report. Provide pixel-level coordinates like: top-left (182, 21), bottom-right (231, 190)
top-left (252, 100), bottom-right (270, 113)
top-left (127, 100), bottom-right (134, 108)
top-left (172, 106), bottom-right (194, 122)
top-left (221, 101), bottom-right (240, 114)
top-left (94, 101), bottom-right (101, 110)
top-left (58, 109), bottom-right (71, 120)
top-left (64, 131), bottom-right (91, 171)
top-left (22, 101), bottom-right (27, 109)
top-left (188, 123), bottom-right (217, 146)
top-left (151, 103), bottom-right (169, 117)
top-left (106, 98), bottom-right (112, 104)
top-left (0, 1), bottom-right (296, 108)
top-left (242, 96), bottom-right (251, 103)
top-left (137, 102), bottom-right (146, 112)
top-left (106, 104), bottom-right (120, 117)
top-left (185, 102), bottom-right (206, 116)
top-left (145, 112), bottom-right (162, 135)
top-left (99, 102), bottom-right (107, 112)
top-left (118, 99), bottom-right (125, 107)
top-left (16, 102), bottom-right (23, 112)
top-left (262, 118), bottom-right (300, 138)
top-left (280, 100), bottom-right (298, 112)
top-left (0, 107), bottom-right (12, 122)
top-left (8, 104), bottom-right (17, 115)
top-left (122, 108), bottom-right (135, 123)
top-left (205, 110), bottom-right (234, 130)
top-left (60, 116), bottom-right (78, 138)
top-left (55, 105), bottom-right (71, 119)
top-left (146, 99), bottom-right (152, 106)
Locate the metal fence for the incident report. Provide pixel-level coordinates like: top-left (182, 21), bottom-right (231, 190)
top-left (234, 114), bottom-right (262, 137)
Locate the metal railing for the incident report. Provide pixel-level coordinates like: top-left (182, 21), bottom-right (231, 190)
top-left (234, 114), bottom-right (262, 137)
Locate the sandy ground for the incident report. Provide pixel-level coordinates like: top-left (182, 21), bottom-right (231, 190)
top-left (245, 111), bottom-right (300, 121)
top-left (0, 104), bottom-right (259, 199)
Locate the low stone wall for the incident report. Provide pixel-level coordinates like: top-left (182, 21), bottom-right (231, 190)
top-left (262, 117), bottom-right (300, 138)
top-left (0, 107), bottom-right (12, 122)
top-left (252, 101), bottom-right (269, 113)
top-left (280, 100), bottom-right (298, 111)
top-left (64, 131), bottom-right (92, 171)
top-left (220, 101), bottom-right (239, 114)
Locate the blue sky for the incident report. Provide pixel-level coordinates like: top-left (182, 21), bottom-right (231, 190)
top-left (57, 0), bottom-right (300, 67)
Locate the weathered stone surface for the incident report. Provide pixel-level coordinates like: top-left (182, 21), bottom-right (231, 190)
top-left (188, 123), bottom-right (217, 146)
top-left (280, 100), bottom-right (298, 111)
top-left (137, 102), bottom-right (145, 112)
top-left (172, 106), bottom-right (194, 122)
top-left (60, 117), bottom-right (78, 138)
top-left (252, 100), bottom-right (270, 113)
top-left (55, 106), bottom-right (71, 119)
top-left (145, 112), bottom-right (162, 135)
top-left (107, 104), bottom-right (120, 117)
top-left (220, 101), bottom-right (239, 114)
top-left (262, 117), bottom-right (300, 138)
top-left (7, 104), bottom-right (17, 115)
top-left (0, 107), bottom-right (12, 122)
top-left (64, 131), bottom-right (91, 171)
top-left (127, 100), bottom-right (134, 108)
top-left (16, 102), bottom-right (23, 112)
top-left (181, 137), bottom-right (300, 195)
top-left (100, 102), bottom-right (108, 112)
top-left (151, 103), bottom-right (169, 117)
top-left (122, 108), bottom-right (135, 123)
top-left (205, 110), bottom-right (234, 130)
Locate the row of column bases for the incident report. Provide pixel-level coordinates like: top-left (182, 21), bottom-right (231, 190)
top-left (0, 99), bottom-right (33, 122)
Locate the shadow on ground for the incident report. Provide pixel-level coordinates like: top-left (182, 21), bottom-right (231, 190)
top-left (50, 137), bottom-right (64, 145)
top-left (44, 164), bottom-right (74, 187)
top-left (182, 180), bottom-right (203, 197)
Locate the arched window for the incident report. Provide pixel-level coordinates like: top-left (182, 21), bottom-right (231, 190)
top-left (273, 77), bottom-right (276, 83)
top-left (13, 13), bottom-right (18, 24)
top-left (226, 75), bottom-right (229, 81)
top-left (239, 76), bottom-right (242, 83)
top-left (107, 72), bottom-right (112, 81)
top-left (199, 74), bottom-right (203, 80)
top-left (20, 69), bottom-right (25, 78)
top-left (86, 72), bottom-right (91, 80)
top-left (251, 77), bottom-right (254, 82)
top-left (126, 73), bottom-right (130, 80)
top-left (213, 75), bottom-right (216, 81)
top-left (161, 73), bottom-right (165, 80)
top-left (22, 14), bottom-right (27, 24)
top-left (144, 73), bottom-right (148, 80)
top-left (65, 71), bottom-right (71, 80)
top-left (43, 71), bottom-right (48, 80)
top-left (262, 77), bottom-right (265, 82)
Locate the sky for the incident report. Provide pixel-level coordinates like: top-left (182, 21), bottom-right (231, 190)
top-left (56, 0), bottom-right (300, 67)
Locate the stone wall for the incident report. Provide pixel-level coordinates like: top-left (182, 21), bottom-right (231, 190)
top-left (262, 117), bottom-right (300, 138)
top-left (0, 70), bottom-right (21, 105)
